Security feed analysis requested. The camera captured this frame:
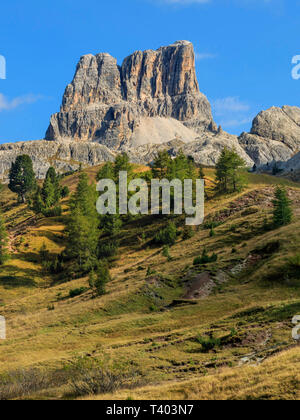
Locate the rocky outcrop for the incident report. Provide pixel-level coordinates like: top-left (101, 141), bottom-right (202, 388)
top-left (239, 106), bottom-right (300, 166)
top-left (0, 140), bottom-right (115, 182)
top-left (46, 41), bottom-right (213, 148)
top-left (126, 130), bottom-right (253, 167)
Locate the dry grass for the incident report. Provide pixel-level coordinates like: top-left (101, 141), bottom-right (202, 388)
top-left (0, 167), bottom-right (299, 400)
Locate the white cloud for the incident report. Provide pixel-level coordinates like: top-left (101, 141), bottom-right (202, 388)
top-left (212, 96), bottom-right (253, 129)
top-left (213, 96), bottom-right (250, 116)
top-left (0, 94), bottom-right (42, 112)
top-left (195, 52), bottom-right (216, 61)
top-left (218, 117), bottom-right (252, 128)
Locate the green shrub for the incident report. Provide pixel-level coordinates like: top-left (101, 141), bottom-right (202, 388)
top-left (89, 261), bottom-right (111, 296)
top-left (154, 222), bottom-right (177, 246)
top-left (98, 241), bottom-right (119, 258)
top-left (196, 335), bottom-right (221, 352)
top-left (61, 186), bottom-right (70, 198)
top-left (203, 220), bottom-right (223, 230)
top-left (69, 287), bottom-right (87, 298)
top-left (42, 206), bottom-right (62, 217)
top-left (162, 246), bottom-right (172, 261)
top-left (193, 249), bottom-right (218, 265)
top-left (182, 226), bottom-right (194, 240)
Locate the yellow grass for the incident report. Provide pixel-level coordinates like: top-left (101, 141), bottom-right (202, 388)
top-left (0, 167), bottom-right (299, 400)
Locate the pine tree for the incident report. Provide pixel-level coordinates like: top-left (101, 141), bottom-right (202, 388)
top-left (273, 186), bottom-right (293, 227)
top-left (8, 155), bottom-right (36, 203)
top-left (0, 212), bottom-right (9, 265)
top-left (66, 173), bottom-right (100, 273)
top-left (228, 152), bottom-right (247, 192)
top-left (216, 148), bottom-right (247, 193)
top-left (89, 261), bottom-right (111, 296)
top-left (152, 151), bottom-right (172, 179)
top-left (43, 167), bottom-right (61, 205)
top-left (96, 162), bottom-right (115, 182)
top-left (42, 175), bottom-right (56, 208)
top-left (114, 153), bottom-right (133, 181)
top-left (100, 214), bottom-right (122, 236)
top-left (32, 187), bottom-right (44, 214)
top-left (70, 173), bottom-right (98, 219)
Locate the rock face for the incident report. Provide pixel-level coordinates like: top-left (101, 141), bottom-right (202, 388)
top-left (0, 141), bottom-right (115, 181)
top-left (239, 106), bottom-right (300, 166)
top-left (46, 41), bottom-right (213, 148)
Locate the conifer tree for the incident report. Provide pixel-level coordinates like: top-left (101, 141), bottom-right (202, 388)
top-left (43, 167), bottom-right (61, 205)
top-left (66, 173), bottom-right (99, 272)
top-left (152, 151), bottom-right (172, 179)
top-left (8, 155), bottom-right (36, 203)
top-left (89, 261), bottom-right (111, 296)
top-left (114, 153), bottom-right (133, 181)
top-left (216, 148), bottom-right (247, 193)
top-left (32, 186), bottom-right (44, 214)
top-left (273, 186), bottom-right (293, 227)
top-left (96, 162), bottom-right (115, 182)
top-left (42, 175), bottom-right (56, 208)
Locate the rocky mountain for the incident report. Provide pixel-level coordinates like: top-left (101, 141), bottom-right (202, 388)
top-left (0, 141), bottom-right (114, 181)
top-left (45, 41), bottom-right (213, 147)
top-left (1, 41), bottom-right (300, 181)
top-left (238, 106), bottom-right (300, 166)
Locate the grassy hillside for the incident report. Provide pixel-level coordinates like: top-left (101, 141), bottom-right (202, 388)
top-left (0, 167), bottom-right (299, 400)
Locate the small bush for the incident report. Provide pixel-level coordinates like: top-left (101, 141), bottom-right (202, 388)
top-left (162, 246), bottom-right (172, 261)
top-left (89, 261), bottom-right (111, 296)
top-left (69, 287), bottom-right (87, 298)
top-left (154, 222), bottom-right (177, 246)
top-left (42, 206), bottom-right (62, 217)
top-left (70, 367), bottom-right (140, 397)
top-left (196, 335), bottom-right (221, 352)
top-left (182, 226), bottom-right (194, 240)
top-left (98, 241), bottom-right (119, 258)
top-left (193, 249), bottom-right (218, 265)
top-left (203, 220), bottom-right (223, 230)
top-left (0, 369), bottom-right (47, 400)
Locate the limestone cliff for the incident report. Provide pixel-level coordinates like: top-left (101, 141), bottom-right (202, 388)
top-left (45, 41), bottom-right (213, 148)
top-left (239, 106), bottom-right (300, 165)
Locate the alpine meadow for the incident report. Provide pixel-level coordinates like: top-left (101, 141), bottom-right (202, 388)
top-left (0, 0), bottom-right (299, 403)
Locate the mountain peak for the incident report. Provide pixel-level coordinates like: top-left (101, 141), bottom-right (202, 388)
top-left (45, 41), bottom-right (213, 149)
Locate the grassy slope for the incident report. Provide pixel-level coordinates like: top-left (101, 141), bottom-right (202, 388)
top-left (0, 167), bottom-right (299, 400)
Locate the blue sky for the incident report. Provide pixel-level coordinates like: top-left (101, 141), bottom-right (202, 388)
top-left (0, 0), bottom-right (299, 143)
